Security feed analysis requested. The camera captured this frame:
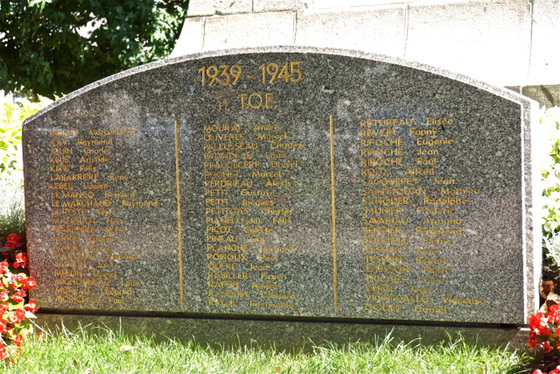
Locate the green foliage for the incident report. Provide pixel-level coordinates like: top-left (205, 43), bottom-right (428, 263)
top-left (542, 108), bottom-right (560, 238)
top-left (0, 97), bottom-right (50, 176)
top-left (0, 96), bottom-right (49, 225)
top-left (0, 201), bottom-right (25, 238)
top-left (0, 123), bottom-right (20, 175)
top-left (541, 107), bottom-right (560, 280)
top-left (0, 0), bottom-right (188, 99)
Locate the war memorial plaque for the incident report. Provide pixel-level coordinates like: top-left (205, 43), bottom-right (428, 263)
top-left (23, 48), bottom-right (537, 325)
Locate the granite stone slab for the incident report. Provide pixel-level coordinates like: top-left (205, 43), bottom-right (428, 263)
top-left (37, 314), bottom-right (531, 351)
top-left (23, 47), bottom-right (538, 325)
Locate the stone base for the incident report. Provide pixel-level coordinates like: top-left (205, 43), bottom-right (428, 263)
top-left (36, 312), bottom-right (530, 352)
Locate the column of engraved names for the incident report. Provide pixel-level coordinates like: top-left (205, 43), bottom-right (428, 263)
top-left (248, 123), bottom-right (301, 311)
top-left (411, 117), bottom-right (487, 314)
top-left (48, 128), bottom-right (142, 307)
top-left (203, 123), bottom-right (254, 309)
top-left (203, 122), bottom-right (302, 311)
top-left (359, 118), bottom-right (426, 314)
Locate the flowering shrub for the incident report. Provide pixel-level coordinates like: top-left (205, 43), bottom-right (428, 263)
top-left (0, 233), bottom-right (37, 360)
top-left (529, 308), bottom-right (558, 353)
top-left (534, 368), bottom-right (560, 374)
top-left (529, 304), bottom-right (560, 374)
top-left (1, 233), bottom-right (24, 251)
top-left (541, 108), bottom-right (560, 239)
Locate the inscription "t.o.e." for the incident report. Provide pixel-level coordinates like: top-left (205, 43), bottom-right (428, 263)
top-left (238, 92), bottom-right (278, 110)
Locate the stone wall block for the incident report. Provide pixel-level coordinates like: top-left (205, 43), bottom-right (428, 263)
top-left (203, 12), bottom-right (295, 51)
top-left (254, 0), bottom-right (310, 13)
top-left (188, 0), bottom-right (252, 17)
top-left (295, 7), bottom-right (405, 56)
top-left (169, 18), bottom-right (205, 57)
top-left (528, 0), bottom-right (560, 85)
top-left (312, 0), bottom-right (492, 10)
top-left (406, 1), bottom-right (531, 86)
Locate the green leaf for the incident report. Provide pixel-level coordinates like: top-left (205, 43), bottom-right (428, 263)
top-left (0, 0), bottom-right (188, 98)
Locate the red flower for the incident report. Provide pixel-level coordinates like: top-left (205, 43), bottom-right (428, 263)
top-left (13, 253), bottom-right (27, 269)
top-left (549, 304), bottom-right (560, 324)
top-left (13, 334), bottom-right (24, 347)
top-left (542, 341), bottom-right (553, 354)
top-left (0, 291), bottom-right (9, 303)
top-left (10, 289), bottom-right (26, 303)
top-left (19, 276), bottom-right (36, 290)
top-left (0, 318), bottom-right (8, 334)
top-left (0, 345), bottom-right (7, 360)
top-left (7, 309), bottom-right (25, 325)
top-left (4, 234), bottom-right (23, 250)
top-left (24, 299), bottom-right (38, 314)
top-left (532, 369), bottom-right (543, 374)
top-left (531, 312), bottom-right (545, 327)
top-left (15, 309), bottom-right (25, 320)
top-left (530, 312), bottom-right (551, 337)
top-left (528, 337), bottom-right (538, 350)
top-left (0, 261), bottom-right (9, 275)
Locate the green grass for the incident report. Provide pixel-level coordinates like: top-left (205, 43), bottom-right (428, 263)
top-left (0, 199), bottom-right (25, 238)
top-left (0, 326), bottom-right (535, 374)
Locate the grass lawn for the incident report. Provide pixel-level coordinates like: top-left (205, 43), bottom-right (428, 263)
top-left (0, 326), bottom-right (536, 374)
